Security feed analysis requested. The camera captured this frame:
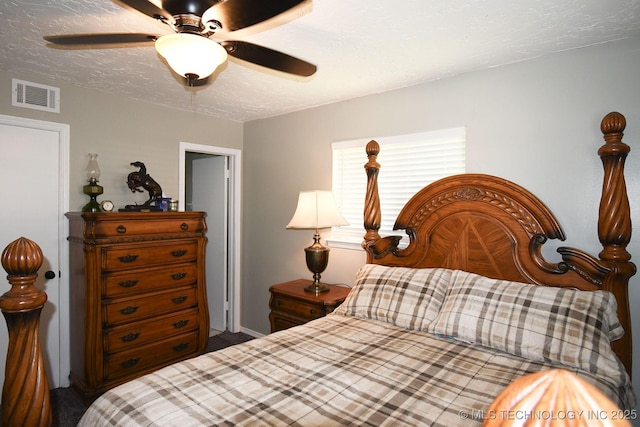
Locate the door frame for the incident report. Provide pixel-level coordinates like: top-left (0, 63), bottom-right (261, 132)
top-left (178, 143), bottom-right (241, 332)
top-left (0, 114), bottom-right (70, 388)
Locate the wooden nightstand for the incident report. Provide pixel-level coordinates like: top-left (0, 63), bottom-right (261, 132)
top-left (269, 279), bottom-right (351, 333)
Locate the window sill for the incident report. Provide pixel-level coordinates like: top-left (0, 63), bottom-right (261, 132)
top-left (325, 236), bottom-right (364, 251)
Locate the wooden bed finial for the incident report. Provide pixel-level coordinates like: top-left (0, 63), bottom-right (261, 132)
top-left (597, 112), bottom-right (635, 376)
top-left (0, 237), bottom-right (52, 427)
top-left (598, 112), bottom-right (632, 262)
top-left (363, 140), bottom-right (382, 247)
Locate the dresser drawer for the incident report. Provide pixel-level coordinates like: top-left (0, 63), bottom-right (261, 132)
top-left (105, 331), bottom-right (199, 381)
top-left (103, 240), bottom-right (198, 271)
top-left (91, 215), bottom-right (205, 238)
top-left (103, 262), bottom-right (197, 298)
top-left (104, 287), bottom-right (197, 326)
top-left (104, 309), bottom-right (200, 353)
top-left (270, 295), bottom-right (324, 322)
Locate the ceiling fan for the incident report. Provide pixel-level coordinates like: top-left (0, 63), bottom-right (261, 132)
top-left (44, 0), bottom-right (316, 86)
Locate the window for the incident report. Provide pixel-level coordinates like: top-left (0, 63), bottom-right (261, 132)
top-left (329, 127), bottom-right (466, 248)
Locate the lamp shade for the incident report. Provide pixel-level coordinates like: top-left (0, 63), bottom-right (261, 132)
top-left (286, 191), bottom-right (348, 230)
top-left (155, 33), bottom-right (228, 82)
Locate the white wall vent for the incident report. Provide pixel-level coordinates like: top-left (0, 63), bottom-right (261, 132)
top-left (12, 79), bottom-right (60, 113)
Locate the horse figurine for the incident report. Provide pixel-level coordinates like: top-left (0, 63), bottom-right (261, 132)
top-left (124, 161), bottom-right (163, 211)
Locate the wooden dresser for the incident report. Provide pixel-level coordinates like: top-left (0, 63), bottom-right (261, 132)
top-left (66, 211), bottom-right (209, 401)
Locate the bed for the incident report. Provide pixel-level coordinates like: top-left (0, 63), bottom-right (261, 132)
top-left (1, 112), bottom-right (635, 426)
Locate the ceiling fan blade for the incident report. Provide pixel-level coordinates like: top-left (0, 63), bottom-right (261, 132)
top-left (221, 41), bottom-right (316, 77)
top-left (205, 0), bottom-right (306, 32)
top-left (44, 33), bottom-right (159, 47)
top-left (115, 0), bottom-right (174, 24)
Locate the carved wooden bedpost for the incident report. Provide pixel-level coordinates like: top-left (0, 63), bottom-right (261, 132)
top-left (0, 237), bottom-right (52, 427)
top-left (597, 112), bottom-right (635, 376)
top-left (485, 369), bottom-right (631, 427)
top-left (363, 140), bottom-right (382, 250)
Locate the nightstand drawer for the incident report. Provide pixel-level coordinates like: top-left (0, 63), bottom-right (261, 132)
top-left (103, 241), bottom-right (197, 271)
top-left (105, 331), bottom-right (199, 381)
top-left (103, 263), bottom-right (198, 297)
top-left (104, 308), bottom-right (200, 353)
top-left (271, 295), bottom-right (324, 321)
top-left (269, 279), bottom-right (351, 333)
top-left (269, 313), bottom-right (302, 332)
top-left (104, 287), bottom-right (197, 325)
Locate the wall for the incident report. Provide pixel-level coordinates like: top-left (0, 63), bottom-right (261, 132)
top-left (0, 70), bottom-right (243, 211)
top-left (243, 36), bottom-right (640, 413)
top-left (0, 69), bottom-right (243, 388)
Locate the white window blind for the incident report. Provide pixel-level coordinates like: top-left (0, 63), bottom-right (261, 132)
top-left (329, 127), bottom-right (466, 248)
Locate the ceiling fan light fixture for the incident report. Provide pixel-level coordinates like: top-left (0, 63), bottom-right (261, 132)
top-left (155, 33), bottom-right (228, 84)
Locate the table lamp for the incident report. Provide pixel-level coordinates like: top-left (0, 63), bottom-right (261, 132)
top-left (287, 191), bottom-right (348, 294)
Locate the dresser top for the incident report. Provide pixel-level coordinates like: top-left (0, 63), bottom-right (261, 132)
top-left (66, 211), bottom-right (206, 220)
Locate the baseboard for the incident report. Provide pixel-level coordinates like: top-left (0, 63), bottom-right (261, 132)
top-left (239, 326), bottom-right (265, 338)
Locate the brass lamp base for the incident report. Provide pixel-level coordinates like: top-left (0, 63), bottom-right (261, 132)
top-left (82, 181), bottom-right (103, 212)
top-left (304, 231), bottom-right (330, 294)
top-left (304, 281), bottom-right (330, 294)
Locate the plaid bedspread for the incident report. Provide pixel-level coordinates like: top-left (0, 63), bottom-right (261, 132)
top-left (79, 314), bottom-right (635, 426)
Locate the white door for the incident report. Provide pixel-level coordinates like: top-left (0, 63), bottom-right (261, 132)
top-left (192, 155), bottom-right (228, 332)
top-left (0, 116), bottom-right (68, 393)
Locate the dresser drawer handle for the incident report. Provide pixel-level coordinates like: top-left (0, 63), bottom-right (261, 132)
top-left (172, 296), bottom-right (187, 304)
top-left (171, 272), bottom-right (187, 280)
top-left (118, 255), bottom-right (139, 263)
top-left (118, 279), bottom-right (139, 288)
top-left (310, 309), bottom-right (316, 315)
top-left (173, 319), bottom-right (189, 329)
top-left (120, 332), bottom-right (140, 343)
top-left (119, 305), bottom-right (139, 315)
top-left (121, 358), bottom-right (140, 369)
top-left (180, 223), bottom-right (189, 231)
top-left (171, 249), bottom-right (188, 257)
top-left (116, 225), bottom-right (127, 234)
top-left (277, 300), bottom-right (283, 306)
top-left (173, 343), bottom-right (189, 352)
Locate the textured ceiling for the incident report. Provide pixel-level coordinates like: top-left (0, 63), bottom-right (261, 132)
top-left (2, 0), bottom-right (640, 122)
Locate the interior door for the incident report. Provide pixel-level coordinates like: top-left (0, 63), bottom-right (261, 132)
top-left (0, 120), bottom-right (63, 393)
top-left (191, 154), bottom-right (229, 332)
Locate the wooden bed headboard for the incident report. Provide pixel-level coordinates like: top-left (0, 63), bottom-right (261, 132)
top-left (362, 112), bottom-right (635, 375)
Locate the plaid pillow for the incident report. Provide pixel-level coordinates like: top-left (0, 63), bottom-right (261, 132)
top-left (427, 270), bottom-right (627, 382)
top-left (333, 264), bottom-right (451, 331)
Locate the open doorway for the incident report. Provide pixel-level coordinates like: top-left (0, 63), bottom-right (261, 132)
top-left (179, 143), bottom-right (241, 333)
